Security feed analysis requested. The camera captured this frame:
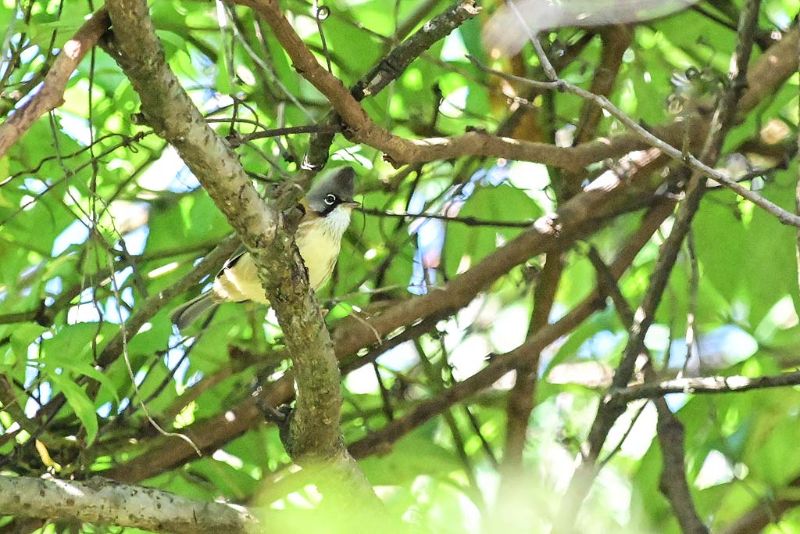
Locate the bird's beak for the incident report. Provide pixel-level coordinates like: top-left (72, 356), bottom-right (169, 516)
top-left (343, 200), bottom-right (361, 209)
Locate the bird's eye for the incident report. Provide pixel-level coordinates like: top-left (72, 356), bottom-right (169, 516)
top-left (324, 194), bottom-right (337, 206)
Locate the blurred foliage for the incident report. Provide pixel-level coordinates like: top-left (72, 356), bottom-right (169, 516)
top-left (0, 0), bottom-right (799, 532)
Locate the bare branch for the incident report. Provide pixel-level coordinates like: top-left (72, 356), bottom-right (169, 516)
top-left (305, 0), bottom-right (482, 170)
top-left (0, 9), bottom-right (110, 158)
top-left (471, 55), bottom-right (800, 228)
top-left (359, 207), bottom-right (536, 228)
top-left (612, 371), bottom-right (800, 401)
top-left (225, 123), bottom-right (342, 147)
top-left (0, 475), bottom-right (257, 533)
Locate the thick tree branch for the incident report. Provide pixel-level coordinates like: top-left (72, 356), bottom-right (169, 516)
top-left (102, 0), bottom-right (373, 501)
top-left (501, 254), bottom-right (562, 469)
top-left (574, 26), bottom-right (633, 146)
top-left (655, 402), bottom-right (707, 534)
top-left (492, 252), bottom-right (563, 528)
top-left (0, 475), bottom-right (257, 533)
top-left (737, 25), bottom-right (800, 113)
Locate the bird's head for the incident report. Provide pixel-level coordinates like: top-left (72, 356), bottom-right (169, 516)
top-left (305, 166), bottom-right (359, 216)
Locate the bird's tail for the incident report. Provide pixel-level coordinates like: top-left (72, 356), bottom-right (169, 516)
top-left (170, 292), bottom-right (218, 330)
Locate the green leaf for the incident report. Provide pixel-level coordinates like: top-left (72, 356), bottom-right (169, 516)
top-left (10, 323), bottom-right (48, 363)
top-left (41, 323), bottom-right (119, 402)
top-left (49, 373), bottom-right (98, 444)
top-left (358, 430), bottom-right (462, 485)
top-left (444, 183), bottom-right (543, 280)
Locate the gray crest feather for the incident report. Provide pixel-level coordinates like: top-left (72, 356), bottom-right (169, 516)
top-left (306, 167), bottom-right (356, 213)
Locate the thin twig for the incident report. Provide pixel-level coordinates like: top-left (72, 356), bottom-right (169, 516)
top-left (555, 1), bottom-right (762, 528)
top-left (612, 370), bottom-right (800, 402)
top-left (225, 123), bottom-right (342, 147)
top-left (469, 57), bottom-right (800, 228)
top-left (0, 8), bottom-right (111, 157)
top-left (358, 206), bottom-right (535, 228)
top-left (588, 246), bottom-right (707, 532)
top-left (105, 252), bottom-right (202, 456)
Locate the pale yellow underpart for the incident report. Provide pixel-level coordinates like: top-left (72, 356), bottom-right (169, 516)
top-left (212, 205), bottom-right (353, 303)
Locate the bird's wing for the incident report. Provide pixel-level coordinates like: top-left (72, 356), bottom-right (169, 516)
top-left (221, 245), bottom-right (248, 272)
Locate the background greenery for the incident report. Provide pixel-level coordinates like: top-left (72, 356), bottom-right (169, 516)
top-left (1, 0), bottom-right (799, 532)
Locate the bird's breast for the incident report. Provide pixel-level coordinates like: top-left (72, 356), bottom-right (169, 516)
top-left (211, 208), bottom-right (351, 304)
top-left (296, 211), bottom-right (349, 289)
top-left (213, 253), bottom-right (268, 303)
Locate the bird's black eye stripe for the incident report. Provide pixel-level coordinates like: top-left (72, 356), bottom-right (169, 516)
top-left (324, 193), bottom-right (337, 206)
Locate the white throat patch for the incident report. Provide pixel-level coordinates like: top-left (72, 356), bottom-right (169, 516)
top-left (320, 205), bottom-right (353, 237)
top-left (295, 205), bottom-right (353, 289)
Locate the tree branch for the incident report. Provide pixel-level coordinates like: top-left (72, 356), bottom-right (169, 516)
top-left (612, 371), bottom-right (800, 402)
top-left (501, 254), bottom-right (562, 469)
top-left (0, 475), bottom-right (257, 533)
top-left (588, 248), bottom-right (708, 533)
top-left (359, 207), bottom-right (536, 228)
top-left (349, 200), bottom-right (675, 458)
top-left (556, 0), bottom-right (762, 527)
top-left (102, 0), bottom-right (373, 500)
top-left (305, 0), bottom-right (482, 170)
top-left (491, 252), bottom-right (563, 528)
top-left (0, 8), bottom-right (110, 158)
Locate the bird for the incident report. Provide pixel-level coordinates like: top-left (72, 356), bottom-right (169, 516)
top-left (170, 166), bottom-right (359, 330)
